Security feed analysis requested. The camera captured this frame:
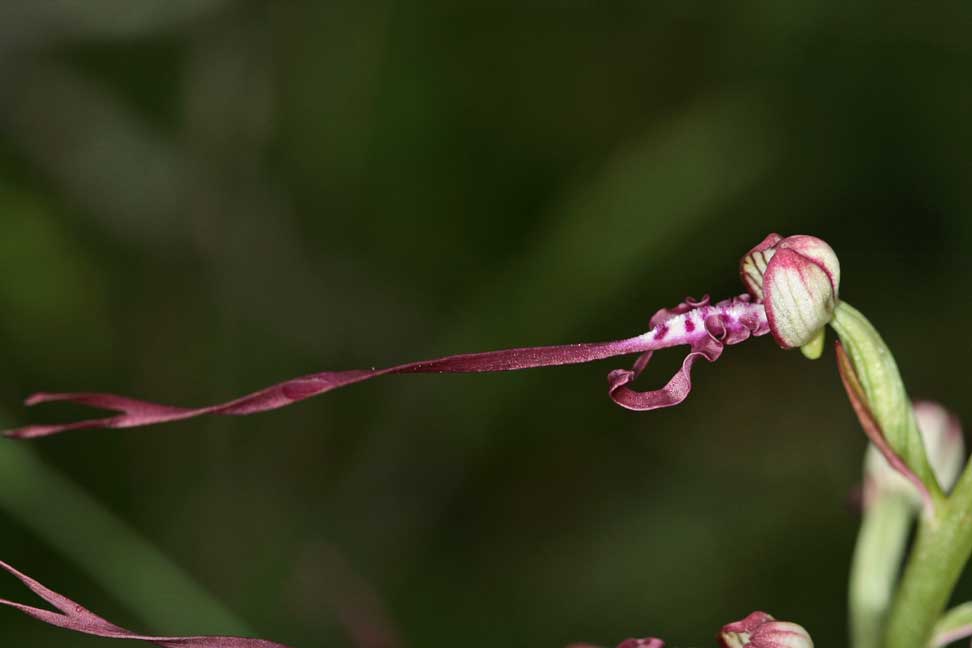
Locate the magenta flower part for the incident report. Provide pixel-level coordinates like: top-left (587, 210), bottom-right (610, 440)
top-left (6, 295), bottom-right (769, 438)
top-left (0, 560), bottom-right (291, 647)
top-left (719, 611), bottom-right (813, 648)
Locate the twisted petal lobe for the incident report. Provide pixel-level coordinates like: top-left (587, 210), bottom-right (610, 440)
top-left (0, 561), bottom-right (291, 647)
top-left (7, 295), bottom-right (769, 438)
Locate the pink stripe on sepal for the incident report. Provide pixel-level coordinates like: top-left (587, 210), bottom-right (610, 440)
top-left (0, 561), bottom-right (292, 647)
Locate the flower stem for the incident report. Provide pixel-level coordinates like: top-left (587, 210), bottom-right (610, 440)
top-left (884, 462), bottom-right (972, 648)
top-left (848, 493), bottom-right (913, 648)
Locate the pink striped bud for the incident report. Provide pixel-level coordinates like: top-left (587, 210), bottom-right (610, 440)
top-left (740, 234), bottom-right (840, 352)
top-left (719, 611), bottom-right (814, 648)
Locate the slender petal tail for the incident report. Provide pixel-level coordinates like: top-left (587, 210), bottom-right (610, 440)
top-left (0, 561), bottom-right (291, 647)
top-left (7, 295), bottom-right (768, 439)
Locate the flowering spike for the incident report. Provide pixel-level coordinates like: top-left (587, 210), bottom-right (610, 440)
top-left (0, 560), bottom-right (291, 646)
top-left (719, 611), bottom-right (813, 648)
top-left (7, 295), bottom-right (770, 438)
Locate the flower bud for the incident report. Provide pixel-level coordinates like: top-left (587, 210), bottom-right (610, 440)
top-left (719, 611), bottom-right (814, 648)
top-left (866, 400), bottom-right (965, 502)
top-left (740, 234), bottom-right (840, 350)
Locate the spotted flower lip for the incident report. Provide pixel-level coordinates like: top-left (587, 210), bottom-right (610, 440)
top-left (6, 294), bottom-right (769, 438)
top-left (719, 611), bottom-right (813, 648)
top-left (0, 560), bottom-right (290, 647)
top-left (740, 233), bottom-right (840, 350)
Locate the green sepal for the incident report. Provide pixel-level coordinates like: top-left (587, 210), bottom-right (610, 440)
top-left (800, 327), bottom-right (825, 360)
top-left (830, 301), bottom-right (942, 498)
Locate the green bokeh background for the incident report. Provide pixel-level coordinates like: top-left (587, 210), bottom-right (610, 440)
top-left (0, 2), bottom-right (969, 646)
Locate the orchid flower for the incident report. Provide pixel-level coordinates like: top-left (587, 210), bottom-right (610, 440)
top-left (0, 560), bottom-right (291, 647)
top-left (8, 233), bottom-right (847, 439)
top-left (719, 611), bottom-right (814, 648)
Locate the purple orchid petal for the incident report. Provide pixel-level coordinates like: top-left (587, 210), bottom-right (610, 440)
top-left (7, 295), bottom-right (769, 439)
top-left (835, 341), bottom-right (934, 512)
top-left (0, 561), bottom-right (291, 647)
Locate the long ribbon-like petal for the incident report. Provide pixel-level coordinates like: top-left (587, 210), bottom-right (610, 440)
top-left (7, 295), bottom-right (769, 439)
top-left (0, 561), bottom-right (291, 647)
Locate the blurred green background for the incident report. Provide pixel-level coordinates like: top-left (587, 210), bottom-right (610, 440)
top-left (0, 2), bottom-right (970, 646)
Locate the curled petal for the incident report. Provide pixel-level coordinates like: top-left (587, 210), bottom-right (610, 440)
top-left (0, 561), bottom-right (291, 647)
top-left (608, 336), bottom-right (724, 411)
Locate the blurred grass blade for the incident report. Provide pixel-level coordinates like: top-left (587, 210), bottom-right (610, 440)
top-left (0, 1), bottom-right (231, 49)
top-left (450, 94), bottom-right (779, 347)
top-left (0, 435), bottom-right (251, 635)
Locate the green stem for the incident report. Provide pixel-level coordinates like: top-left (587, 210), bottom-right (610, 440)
top-left (849, 493), bottom-right (914, 648)
top-left (885, 462), bottom-right (972, 648)
top-left (830, 301), bottom-right (972, 648)
top-left (0, 440), bottom-right (250, 634)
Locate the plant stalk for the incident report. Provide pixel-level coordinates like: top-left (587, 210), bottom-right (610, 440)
top-left (849, 493), bottom-right (913, 648)
top-left (884, 461), bottom-right (972, 648)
